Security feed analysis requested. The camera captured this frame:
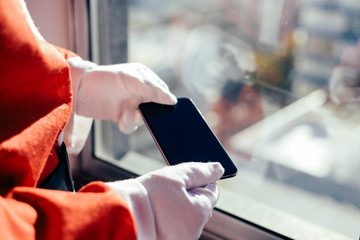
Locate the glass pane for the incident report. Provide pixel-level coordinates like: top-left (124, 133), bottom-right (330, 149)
top-left (97, 0), bottom-right (360, 238)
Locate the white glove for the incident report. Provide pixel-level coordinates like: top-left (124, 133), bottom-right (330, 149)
top-left (329, 42), bottom-right (360, 104)
top-left (67, 57), bottom-right (177, 134)
top-left (107, 162), bottom-right (224, 240)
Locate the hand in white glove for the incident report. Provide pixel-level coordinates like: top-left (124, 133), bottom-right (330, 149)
top-left (329, 42), bottom-right (360, 104)
top-left (107, 162), bottom-right (224, 240)
top-left (67, 57), bottom-right (177, 134)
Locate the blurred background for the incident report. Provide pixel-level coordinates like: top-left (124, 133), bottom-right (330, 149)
top-left (96, 0), bottom-right (360, 238)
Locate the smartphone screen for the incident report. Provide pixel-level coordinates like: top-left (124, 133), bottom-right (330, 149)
top-left (139, 97), bottom-right (237, 179)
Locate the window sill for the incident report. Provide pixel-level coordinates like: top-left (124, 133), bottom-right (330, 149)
top-left (83, 131), bottom-right (356, 239)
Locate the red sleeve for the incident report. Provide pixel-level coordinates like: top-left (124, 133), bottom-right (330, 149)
top-left (0, 0), bottom-right (73, 188)
top-left (3, 182), bottom-right (136, 240)
top-left (0, 0), bottom-right (136, 239)
top-left (53, 45), bottom-right (79, 60)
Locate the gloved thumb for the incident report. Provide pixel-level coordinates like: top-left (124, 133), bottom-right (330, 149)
top-left (118, 109), bottom-right (144, 134)
top-left (178, 162), bottom-right (224, 190)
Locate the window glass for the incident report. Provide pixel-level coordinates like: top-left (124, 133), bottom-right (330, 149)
top-left (96, 0), bottom-right (360, 238)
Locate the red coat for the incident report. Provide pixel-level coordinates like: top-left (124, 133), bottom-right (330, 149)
top-left (0, 0), bottom-right (136, 239)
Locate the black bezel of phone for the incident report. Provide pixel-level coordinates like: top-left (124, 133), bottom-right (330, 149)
top-left (139, 97), bottom-right (238, 179)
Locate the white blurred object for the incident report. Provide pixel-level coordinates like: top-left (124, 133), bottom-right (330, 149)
top-left (261, 124), bottom-right (330, 177)
top-left (181, 26), bottom-right (256, 99)
top-left (259, 0), bottom-right (284, 48)
top-left (329, 41), bottom-right (360, 104)
top-left (329, 66), bottom-right (360, 104)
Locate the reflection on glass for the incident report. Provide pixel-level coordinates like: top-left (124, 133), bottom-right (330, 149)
top-left (106, 0), bottom-right (360, 238)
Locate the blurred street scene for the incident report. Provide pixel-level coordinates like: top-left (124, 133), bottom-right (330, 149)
top-left (101, 0), bottom-right (360, 238)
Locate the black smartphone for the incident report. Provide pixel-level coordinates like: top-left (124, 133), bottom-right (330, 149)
top-left (139, 97), bottom-right (237, 179)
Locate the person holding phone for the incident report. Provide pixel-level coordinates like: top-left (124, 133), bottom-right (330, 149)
top-left (0, 0), bottom-right (224, 239)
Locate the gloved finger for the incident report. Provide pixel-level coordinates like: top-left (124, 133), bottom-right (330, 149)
top-left (177, 162), bottom-right (224, 190)
top-left (121, 109), bottom-right (144, 127)
top-left (188, 182), bottom-right (220, 209)
top-left (118, 122), bottom-right (138, 135)
top-left (116, 97), bottom-right (144, 134)
top-left (134, 110), bottom-right (144, 126)
top-left (141, 83), bottom-right (178, 106)
top-left (114, 63), bottom-right (178, 106)
top-left (138, 68), bottom-right (177, 105)
top-left (118, 110), bottom-right (140, 134)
